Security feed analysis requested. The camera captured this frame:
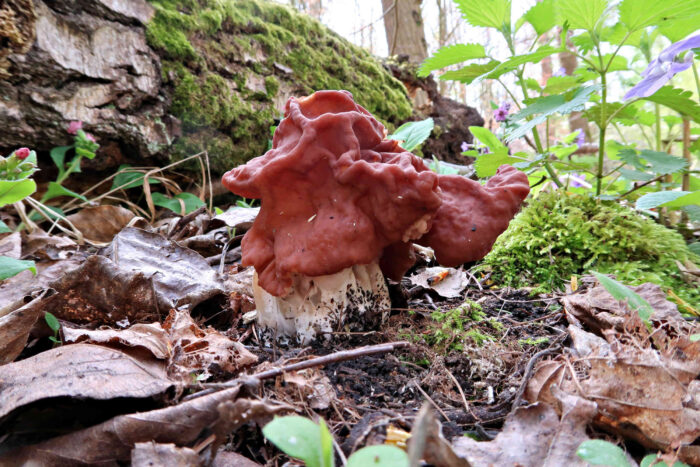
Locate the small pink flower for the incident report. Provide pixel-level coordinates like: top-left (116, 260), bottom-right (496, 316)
top-left (67, 121), bottom-right (83, 135)
top-left (15, 147), bottom-right (30, 160)
top-left (85, 133), bottom-right (96, 143)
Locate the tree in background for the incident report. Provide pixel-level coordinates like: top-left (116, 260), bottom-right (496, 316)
top-left (381, 0), bottom-right (428, 62)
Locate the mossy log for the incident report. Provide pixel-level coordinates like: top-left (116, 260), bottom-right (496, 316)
top-left (0, 0), bottom-right (413, 174)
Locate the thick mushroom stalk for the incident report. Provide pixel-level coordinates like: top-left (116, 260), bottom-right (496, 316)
top-left (222, 91), bottom-right (441, 344)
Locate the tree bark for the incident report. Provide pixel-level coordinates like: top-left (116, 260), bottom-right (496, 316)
top-left (381, 0), bottom-right (428, 63)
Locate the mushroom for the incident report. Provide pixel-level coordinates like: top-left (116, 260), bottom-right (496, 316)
top-left (222, 91), bottom-right (530, 344)
top-left (222, 91), bottom-right (441, 344)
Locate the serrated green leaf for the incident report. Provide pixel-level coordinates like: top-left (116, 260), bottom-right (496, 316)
top-left (618, 168), bottom-right (655, 181)
top-left (440, 60), bottom-right (500, 83)
top-left (591, 272), bottom-right (653, 323)
top-left (455, 0), bottom-right (511, 31)
top-left (523, 0), bottom-right (557, 35)
top-left (520, 78), bottom-right (542, 93)
top-left (658, 15), bottom-right (700, 42)
top-left (618, 149), bottom-right (687, 175)
top-left (660, 190), bottom-right (700, 208)
top-left (388, 118), bottom-right (434, 151)
top-left (585, 102), bottom-right (637, 127)
top-left (543, 76), bottom-right (581, 94)
top-left (50, 145), bottom-right (72, 181)
top-left (635, 191), bottom-right (690, 209)
top-left (0, 179), bottom-right (37, 207)
top-left (577, 439), bottom-right (631, 467)
top-left (506, 86), bottom-right (599, 142)
top-left (642, 86), bottom-right (700, 124)
top-left (151, 192), bottom-right (206, 215)
top-left (484, 46), bottom-right (563, 81)
top-left (469, 126), bottom-right (507, 152)
top-left (556, 0), bottom-right (608, 32)
top-left (42, 182), bottom-right (88, 203)
top-left (44, 312), bottom-right (61, 332)
top-left (571, 33), bottom-right (596, 54)
top-left (262, 416), bottom-right (326, 467)
top-left (0, 256), bottom-right (37, 280)
top-left (619, 0), bottom-right (700, 32)
top-left (347, 446), bottom-right (409, 467)
top-left (418, 43), bottom-right (486, 77)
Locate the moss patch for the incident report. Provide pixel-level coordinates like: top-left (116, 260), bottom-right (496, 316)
top-left (146, 0), bottom-right (412, 173)
top-left (481, 192), bottom-right (700, 306)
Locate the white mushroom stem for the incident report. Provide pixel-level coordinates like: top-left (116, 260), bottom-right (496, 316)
top-left (253, 262), bottom-right (390, 345)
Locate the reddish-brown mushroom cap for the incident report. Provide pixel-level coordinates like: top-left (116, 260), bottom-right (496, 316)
top-left (222, 90), bottom-right (442, 297)
top-left (417, 165), bottom-right (530, 266)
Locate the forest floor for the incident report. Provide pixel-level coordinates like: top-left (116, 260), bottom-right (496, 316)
top-left (0, 205), bottom-right (698, 466)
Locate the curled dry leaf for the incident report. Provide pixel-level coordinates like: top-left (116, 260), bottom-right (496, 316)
top-left (0, 292), bottom-right (49, 364)
top-left (22, 229), bottom-right (78, 260)
top-left (223, 266), bottom-right (256, 315)
top-left (0, 343), bottom-right (174, 423)
top-left (213, 206), bottom-right (260, 230)
top-left (104, 227), bottom-right (224, 311)
top-left (408, 266), bottom-right (469, 298)
top-left (439, 390), bottom-right (596, 467)
top-left (0, 387), bottom-right (287, 465)
top-left (527, 321), bottom-right (700, 464)
top-left (62, 322), bottom-right (170, 359)
top-left (164, 309), bottom-right (257, 379)
top-left (66, 205), bottom-right (135, 243)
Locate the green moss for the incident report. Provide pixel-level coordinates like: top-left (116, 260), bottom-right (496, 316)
top-left (146, 0), bottom-right (412, 173)
top-left (425, 301), bottom-right (501, 351)
top-left (482, 192), bottom-right (700, 306)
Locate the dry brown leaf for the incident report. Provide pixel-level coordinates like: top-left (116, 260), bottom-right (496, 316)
top-left (22, 229), bottom-right (78, 260)
top-left (528, 322), bottom-right (700, 463)
top-left (0, 231), bottom-right (21, 258)
top-left (131, 442), bottom-right (201, 467)
top-left (0, 292), bottom-right (50, 364)
top-left (0, 387), bottom-right (286, 465)
top-left (67, 205), bottom-right (135, 243)
top-left (213, 206), bottom-right (259, 230)
top-left (280, 369), bottom-right (336, 409)
top-left (164, 309), bottom-right (257, 379)
top-left (447, 395), bottom-right (595, 467)
top-left (212, 451), bottom-right (263, 467)
top-left (104, 227), bottom-right (224, 311)
top-left (0, 343), bottom-right (174, 422)
top-left (62, 322), bottom-right (170, 359)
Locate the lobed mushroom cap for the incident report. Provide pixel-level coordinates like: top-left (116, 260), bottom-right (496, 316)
top-left (418, 165), bottom-right (530, 266)
top-left (222, 90), bottom-right (442, 296)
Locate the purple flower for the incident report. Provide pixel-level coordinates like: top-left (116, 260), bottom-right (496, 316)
top-left (625, 34), bottom-right (700, 99)
top-left (494, 102), bottom-right (511, 122)
top-left (574, 129), bottom-right (585, 148)
top-left (569, 173), bottom-right (586, 188)
top-left (460, 141), bottom-right (470, 152)
top-left (553, 67), bottom-right (567, 77)
top-left (67, 121), bottom-right (83, 135)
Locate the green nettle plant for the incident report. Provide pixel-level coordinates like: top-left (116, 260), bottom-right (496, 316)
top-left (262, 415), bottom-right (408, 467)
top-left (419, 0), bottom-right (699, 218)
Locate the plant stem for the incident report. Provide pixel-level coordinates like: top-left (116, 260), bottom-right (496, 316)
top-left (654, 103), bottom-right (661, 151)
top-left (516, 70), bottom-right (562, 187)
top-left (612, 122), bottom-right (628, 145)
top-left (595, 72), bottom-right (607, 196)
top-left (692, 62), bottom-right (700, 98)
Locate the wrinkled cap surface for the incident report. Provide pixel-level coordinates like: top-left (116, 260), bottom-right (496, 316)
top-left (418, 165), bottom-right (530, 266)
top-left (222, 90), bottom-right (442, 296)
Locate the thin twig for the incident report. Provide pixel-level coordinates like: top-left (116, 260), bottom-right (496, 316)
top-left (509, 346), bottom-right (562, 415)
top-left (168, 205), bottom-right (207, 240)
top-left (412, 380), bottom-right (450, 422)
top-left (184, 342), bottom-right (410, 401)
top-left (444, 368), bottom-right (479, 422)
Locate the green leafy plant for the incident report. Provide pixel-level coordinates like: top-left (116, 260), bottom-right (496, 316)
top-left (577, 439), bottom-right (690, 467)
top-left (388, 118), bottom-right (434, 152)
top-left (44, 312), bottom-right (62, 346)
top-left (262, 415), bottom-right (408, 467)
top-left (592, 271), bottom-right (654, 323)
top-left (151, 192), bottom-right (205, 215)
top-left (420, 0), bottom-right (699, 211)
top-left (0, 147), bottom-right (39, 279)
top-left (425, 301), bottom-right (503, 351)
